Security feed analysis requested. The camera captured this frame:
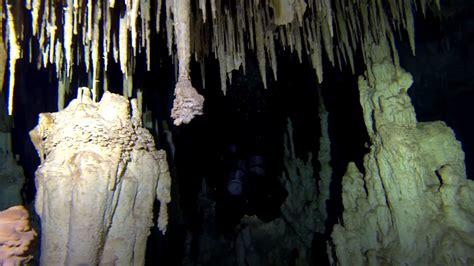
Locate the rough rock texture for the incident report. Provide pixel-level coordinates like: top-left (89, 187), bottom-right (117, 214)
top-left (0, 132), bottom-right (25, 211)
top-left (171, 79), bottom-right (205, 126)
top-left (0, 150), bottom-right (25, 212)
top-left (0, 14), bottom-right (23, 210)
top-left (182, 180), bottom-right (236, 266)
top-left (171, 0), bottom-right (204, 125)
top-left (330, 42), bottom-right (474, 265)
top-left (0, 205), bottom-right (36, 265)
top-left (235, 121), bottom-right (324, 266)
top-left (189, 119), bottom-right (330, 265)
top-left (29, 88), bottom-right (171, 265)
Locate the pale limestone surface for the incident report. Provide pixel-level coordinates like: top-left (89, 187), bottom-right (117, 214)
top-left (29, 88), bottom-right (171, 265)
top-left (330, 42), bottom-right (474, 265)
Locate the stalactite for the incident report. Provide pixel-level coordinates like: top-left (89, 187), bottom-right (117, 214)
top-left (91, 0), bottom-right (101, 102)
top-left (255, 14), bottom-right (267, 89)
top-left (210, 0), bottom-right (217, 19)
top-left (73, 0), bottom-right (79, 34)
top-left (199, 0), bottom-right (206, 22)
top-left (5, 0), bottom-right (438, 119)
top-left (156, 0), bottom-right (162, 33)
top-left (165, 0), bottom-right (174, 56)
top-left (171, 0), bottom-right (204, 125)
top-left (58, 77), bottom-right (67, 110)
top-left (317, 87), bottom-right (331, 227)
top-left (141, 0), bottom-right (152, 70)
top-left (64, 0), bottom-right (74, 76)
top-left (0, 1), bottom-right (6, 94)
top-left (119, 15), bottom-right (129, 77)
top-left (48, 0), bottom-right (56, 65)
top-left (404, 0), bottom-right (416, 55)
top-left (130, 0), bottom-right (140, 56)
top-left (6, 2), bottom-right (20, 116)
top-left (103, 1), bottom-right (111, 72)
top-left (31, 0), bottom-right (41, 36)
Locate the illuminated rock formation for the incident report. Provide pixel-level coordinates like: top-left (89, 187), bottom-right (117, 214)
top-left (29, 88), bottom-right (171, 265)
top-left (4, 0), bottom-right (428, 119)
top-left (0, 205), bottom-right (36, 265)
top-left (330, 41), bottom-right (474, 265)
top-left (171, 0), bottom-right (205, 125)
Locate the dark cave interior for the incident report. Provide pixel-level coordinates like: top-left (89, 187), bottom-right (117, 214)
top-left (2, 0), bottom-right (474, 264)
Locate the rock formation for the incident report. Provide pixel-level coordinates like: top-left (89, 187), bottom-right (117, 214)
top-left (0, 105), bottom-right (24, 211)
top-left (4, 0), bottom-right (429, 117)
top-left (330, 41), bottom-right (474, 265)
top-left (29, 88), bottom-right (171, 265)
top-left (188, 116), bottom-right (331, 265)
top-left (0, 146), bottom-right (25, 212)
top-left (235, 118), bottom-right (329, 266)
top-left (0, 205), bottom-right (36, 265)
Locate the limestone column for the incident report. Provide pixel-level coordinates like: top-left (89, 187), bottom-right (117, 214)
top-left (30, 88), bottom-right (171, 265)
top-left (330, 40), bottom-right (474, 265)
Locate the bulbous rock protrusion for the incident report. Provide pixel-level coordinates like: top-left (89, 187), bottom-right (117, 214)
top-left (171, 79), bottom-right (204, 126)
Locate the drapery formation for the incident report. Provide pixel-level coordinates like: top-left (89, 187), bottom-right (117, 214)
top-left (3, 0), bottom-right (438, 121)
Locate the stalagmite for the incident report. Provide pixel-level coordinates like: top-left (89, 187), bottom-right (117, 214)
top-left (171, 0), bottom-right (204, 125)
top-left (30, 88), bottom-right (171, 265)
top-left (330, 40), bottom-right (474, 265)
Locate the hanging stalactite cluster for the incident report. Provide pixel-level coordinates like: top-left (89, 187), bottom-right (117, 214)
top-left (2, 0), bottom-right (439, 121)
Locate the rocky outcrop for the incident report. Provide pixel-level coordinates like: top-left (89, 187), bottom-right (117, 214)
top-left (29, 88), bottom-right (171, 265)
top-left (232, 118), bottom-right (330, 266)
top-left (0, 146), bottom-right (25, 211)
top-left (0, 205), bottom-right (36, 265)
top-left (330, 42), bottom-right (474, 265)
top-left (0, 112), bottom-right (24, 211)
